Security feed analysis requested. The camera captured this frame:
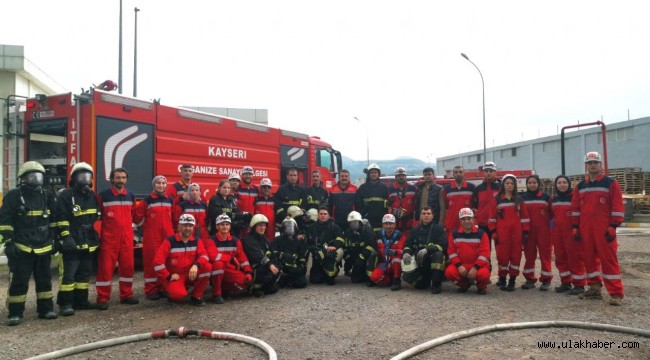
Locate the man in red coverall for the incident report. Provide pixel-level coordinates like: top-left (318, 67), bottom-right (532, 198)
top-left (388, 167), bottom-right (416, 235)
top-left (367, 214), bottom-right (406, 290)
top-left (166, 164), bottom-right (195, 201)
top-left (95, 168), bottom-right (138, 310)
top-left (153, 214), bottom-right (210, 306)
top-left (571, 151), bottom-right (625, 306)
top-left (445, 208), bottom-right (491, 294)
top-left (237, 166), bottom-right (259, 214)
top-left (442, 166), bottom-right (475, 235)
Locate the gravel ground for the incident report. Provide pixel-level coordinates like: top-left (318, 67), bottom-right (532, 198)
top-left (1, 228), bottom-right (649, 360)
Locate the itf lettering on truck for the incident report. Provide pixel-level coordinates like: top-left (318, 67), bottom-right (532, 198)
top-left (69, 117), bottom-right (78, 167)
top-left (208, 146), bottom-right (247, 159)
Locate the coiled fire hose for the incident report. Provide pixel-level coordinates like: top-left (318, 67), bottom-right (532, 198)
top-left (390, 320), bottom-right (650, 360)
top-left (25, 327), bottom-right (277, 360)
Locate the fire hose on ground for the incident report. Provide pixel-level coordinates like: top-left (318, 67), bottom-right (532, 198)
top-left (390, 320), bottom-right (650, 360)
top-left (24, 327), bottom-right (277, 360)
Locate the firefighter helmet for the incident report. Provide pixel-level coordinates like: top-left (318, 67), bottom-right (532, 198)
top-left (306, 208), bottom-right (318, 222)
top-left (250, 214), bottom-right (269, 228)
top-left (382, 213), bottom-right (396, 224)
top-left (178, 213), bottom-right (196, 225)
top-left (366, 163), bottom-right (381, 173)
top-left (260, 178), bottom-right (272, 187)
top-left (241, 166), bottom-right (254, 175)
top-left (458, 208), bottom-right (474, 219)
top-left (401, 255), bottom-right (420, 285)
top-left (18, 161), bottom-right (45, 178)
top-left (394, 167), bottom-right (407, 175)
top-left (287, 205), bottom-right (304, 218)
top-left (347, 211), bottom-right (363, 222)
top-left (584, 151), bottom-right (602, 163)
top-left (228, 173), bottom-right (241, 181)
top-left (216, 214), bottom-right (232, 225)
top-left (502, 173), bottom-right (516, 182)
top-left (70, 162), bottom-right (93, 176)
top-left (483, 161), bottom-right (497, 171)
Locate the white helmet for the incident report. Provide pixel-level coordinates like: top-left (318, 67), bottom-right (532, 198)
top-left (483, 161), bottom-right (497, 171)
top-left (347, 211), bottom-right (363, 222)
top-left (178, 213), bottom-right (196, 225)
top-left (228, 173), bottom-right (241, 181)
top-left (502, 173), bottom-right (516, 182)
top-left (287, 205), bottom-right (304, 219)
top-left (250, 214), bottom-right (269, 227)
top-left (216, 214), bottom-right (232, 225)
top-left (260, 178), bottom-right (272, 187)
top-left (458, 207), bottom-right (474, 219)
top-left (71, 162), bottom-right (93, 176)
top-left (366, 163), bottom-right (381, 173)
top-left (306, 208), bottom-right (318, 222)
top-left (241, 166), bottom-right (254, 175)
top-left (18, 161), bottom-right (46, 178)
top-left (584, 151), bottom-right (602, 163)
top-left (394, 167), bottom-right (407, 175)
top-left (382, 213), bottom-right (396, 224)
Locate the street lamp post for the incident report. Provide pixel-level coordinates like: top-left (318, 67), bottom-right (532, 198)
top-left (118, 0), bottom-right (123, 94)
top-left (133, 7), bottom-right (140, 97)
top-left (461, 53), bottom-right (487, 163)
top-left (354, 116), bottom-right (370, 167)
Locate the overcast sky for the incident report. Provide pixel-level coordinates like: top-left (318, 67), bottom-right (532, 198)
top-left (2, 1), bottom-right (649, 164)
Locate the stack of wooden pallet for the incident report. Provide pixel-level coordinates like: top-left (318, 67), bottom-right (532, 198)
top-left (608, 167), bottom-right (644, 194)
top-left (644, 172), bottom-right (650, 195)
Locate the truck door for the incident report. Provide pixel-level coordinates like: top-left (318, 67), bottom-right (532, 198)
top-left (26, 119), bottom-right (68, 193)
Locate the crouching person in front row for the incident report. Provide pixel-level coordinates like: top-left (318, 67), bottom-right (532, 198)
top-left (242, 214), bottom-right (280, 297)
top-left (445, 208), bottom-right (491, 295)
top-left (154, 214), bottom-right (211, 306)
top-left (272, 217), bottom-right (308, 289)
top-left (307, 206), bottom-right (345, 285)
top-left (367, 214), bottom-right (406, 290)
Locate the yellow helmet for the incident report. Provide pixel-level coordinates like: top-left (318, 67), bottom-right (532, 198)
top-left (18, 161), bottom-right (45, 178)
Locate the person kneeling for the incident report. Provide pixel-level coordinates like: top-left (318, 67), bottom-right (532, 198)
top-left (273, 218), bottom-right (308, 289)
top-left (242, 214), bottom-right (281, 297)
top-left (367, 214), bottom-right (406, 290)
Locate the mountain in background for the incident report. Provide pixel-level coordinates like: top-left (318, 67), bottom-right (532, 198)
top-left (341, 156), bottom-right (434, 183)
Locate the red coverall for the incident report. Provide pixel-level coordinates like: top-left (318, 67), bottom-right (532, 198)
top-left (166, 180), bottom-right (190, 202)
top-left (445, 226), bottom-right (491, 290)
top-left (489, 195), bottom-right (530, 278)
top-left (203, 233), bottom-right (253, 296)
top-left (96, 187), bottom-right (136, 302)
top-left (571, 174), bottom-right (624, 298)
top-left (173, 199), bottom-right (209, 240)
top-left (237, 184), bottom-right (259, 214)
top-left (521, 191), bottom-right (553, 283)
top-left (472, 179), bottom-right (500, 230)
top-left (133, 192), bottom-right (175, 296)
top-left (442, 182), bottom-right (476, 235)
top-left (369, 230), bottom-right (406, 286)
top-left (551, 193), bottom-right (586, 287)
top-left (388, 183), bottom-right (417, 234)
top-left (254, 194), bottom-right (276, 241)
top-left (153, 234), bottom-right (211, 301)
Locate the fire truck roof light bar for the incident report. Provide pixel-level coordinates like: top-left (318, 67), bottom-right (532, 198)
top-left (100, 93), bottom-right (153, 110)
top-left (236, 121), bottom-right (269, 133)
top-left (177, 109), bottom-right (222, 124)
top-left (281, 129), bottom-right (308, 140)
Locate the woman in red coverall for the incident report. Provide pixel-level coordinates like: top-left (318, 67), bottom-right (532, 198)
top-left (173, 183), bottom-right (209, 240)
top-left (489, 174), bottom-right (530, 292)
top-left (520, 175), bottom-right (553, 291)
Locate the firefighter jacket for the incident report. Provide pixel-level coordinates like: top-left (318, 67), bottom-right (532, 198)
top-left (133, 192), bottom-right (174, 244)
top-left (521, 190), bottom-right (552, 234)
top-left (54, 187), bottom-right (100, 252)
top-left (375, 229), bottom-right (406, 264)
top-left (414, 181), bottom-right (444, 224)
top-left (305, 184), bottom-right (329, 211)
top-left (271, 234), bottom-right (309, 272)
top-left (329, 182), bottom-right (357, 227)
top-left (174, 198), bottom-right (208, 239)
top-left (0, 185), bottom-right (56, 254)
top-left (343, 224), bottom-right (376, 260)
top-left (442, 181), bottom-right (476, 233)
top-left (307, 220), bottom-right (346, 252)
top-left (404, 221), bottom-right (447, 255)
top-left (273, 183), bottom-right (306, 220)
top-left (354, 180), bottom-right (389, 230)
top-left (488, 194), bottom-right (530, 233)
top-left (570, 174), bottom-right (624, 228)
top-left (97, 186), bottom-right (135, 246)
top-left (207, 194), bottom-right (247, 235)
top-left (154, 233), bottom-right (210, 280)
top-left (472, 179), bottom-right (500, 228)
top-left (237, 184), bottom-right (259, 214)
top-left (254, 194), bottom-right (276, 240)
top-left (242, 231), bottom-right (274, 270)
top-left (388, 182), bottom-right (417, 229)
top-left (448, 226), bottom-right (490, 269)
top-left (551, 191), bottom-right (573, 229)
top-left (203, 233), bottom-right (253, 273)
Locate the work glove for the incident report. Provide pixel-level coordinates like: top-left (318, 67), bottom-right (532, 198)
top-left (572, 228), bottom-right (580, 241)
top-left (244, 273), bottom-right (253, 286)
top-left (402, 253), bottom-right (412, 265)
top-left (385, 249), bottom-right (397, 256)
top-left (230, 256), bottom-right (240, 269)
top-left (2, 241), bottom-right (16, 259)
top-left (62, 236), bottom-right (77, 252)
top-left (605, 226), bottom-right (617, 243)
top-left (491, 232), bottom-right (498, 245)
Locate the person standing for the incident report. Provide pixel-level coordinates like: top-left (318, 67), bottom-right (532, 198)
top-left (254, 178), bottom-right (276, 241)
top-left (208, 179), bottom-right (250, 237)
top-left (166, 164), bottom-right (195, 201)
top-left (520, 175), bottom-right (553, 291)
top-left (305, 170), bottom-right (329, 212)
top-left (54, 162), bottom-right (100, 316)
top-left (237, 166), bottom-right (259, 214)
top-left (174, 183), bottom-right (209, 240)
top-left (571, 151), bottom-right (625, 306)
top-left (472, 161), bottom-right (500, 237)
top-left (0, 161), bottom-right (58, 325)
top-left (274, 166), bottom-right (306, 224)
top-left (355, 163), bottom-right (389, 232)
top-left (414, 167), bottom-right (446, 226)
top-left (329, 169), bottom-right (357, 231)
top-left (95, 167), bottom-right (138, 310)
top-left (441, 166), bottom-right (476, 235)
top-left (388, 167), bottom-right (417, 234)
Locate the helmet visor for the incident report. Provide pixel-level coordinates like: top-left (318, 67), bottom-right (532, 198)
top-left (24, 172), bottom-right (44, 186)
top-left (74, 171), bottom-right (93, 185)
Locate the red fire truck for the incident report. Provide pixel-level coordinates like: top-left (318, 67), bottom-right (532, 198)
top-left (20, 89), bottom-right (342, 198)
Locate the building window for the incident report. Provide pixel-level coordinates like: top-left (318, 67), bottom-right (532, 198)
top-left (476, 153), bottom-right (482, 163)
top-left (543, 140), bottom-right (560, 152)
top-left (511, 147), bottom-right (517, 157)
top-left (615, 126), bottom-right (634, 141)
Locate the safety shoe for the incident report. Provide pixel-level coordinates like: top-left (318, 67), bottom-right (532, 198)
top-left (96, 302), bottom-right (109, 311)
top-left (60, 305), bottom-right (75, 317)
top-left (555, 283), bottom-right (572, 293)
top-left (477, 288), bottom-right (487, 295)
top-left (190, 297), bottom-right (206, 307)
top-left (578, 286), bottom-right (603, 300)
top-left (146, 293), bottom-right (161, 301)
top-left (158, 291), bottom-right (169, 299)
top-left (73, 302), bottom-right (96, 310)
top-left (120, 297), bottom-right (139, 305)
top-left (37, 311), bottom-right (59, 320)
top-left (609, 296), bottom-right (623, 306)
top-left (521, 280), bottom-right (536, 290)
top-left (390, 278), bottom-right (401, 291)
top-left (503, 277), bottom-right (516, 292)
top-left (569, 286), bottom-right (585, 295)
top-left (539, 282), bottom-right (551, 292)
top-left (210, 295), bottom-right (225, 304)
top-left (431, 283), bottom-right (442, 294)
top-left (7, 316), bottom-right (22, 326)
top-left (366, 280), bottom-right (376, 287)
top-left (457, 286), bottom-right (468, 293)
top-left (496, 276), bottom-right (506, 288)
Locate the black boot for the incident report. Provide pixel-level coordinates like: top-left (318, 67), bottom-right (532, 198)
top-left (431, 281), bottom-right (442, 294)
top-left (391, 278), bottom-right (401, 291)
top-left (504, 277), bottom-right (516, 292)
top-left (496, 276), bottom-right (506, 288)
